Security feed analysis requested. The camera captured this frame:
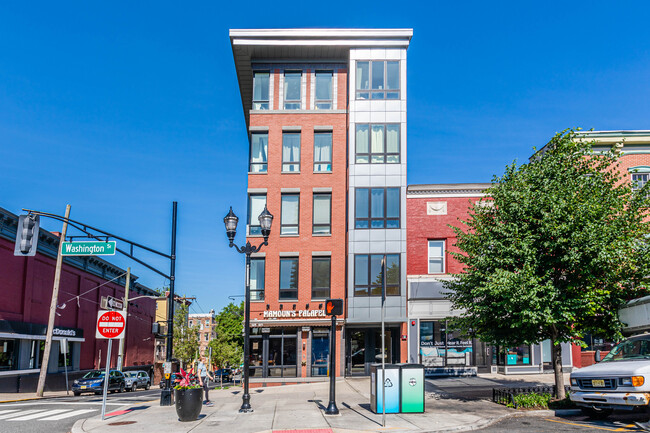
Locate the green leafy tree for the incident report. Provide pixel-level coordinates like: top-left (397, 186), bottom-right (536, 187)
top-left (172, 303), bottom-right (199, 369)
top-left (207, 302), bottom-right (244, 369)
top-left (446, 129), bottom-right (650, 399)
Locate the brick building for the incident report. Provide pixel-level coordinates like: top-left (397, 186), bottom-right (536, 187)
top-left (0, 207), bottom-right (157, 392)
top-left (188, 310), bottom-right (216, 360)
top-left (230, 29), bottom-right (411, 379)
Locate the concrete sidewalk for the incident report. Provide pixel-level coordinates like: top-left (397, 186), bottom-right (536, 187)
top-left (68, 376), bottom-right (552, 433)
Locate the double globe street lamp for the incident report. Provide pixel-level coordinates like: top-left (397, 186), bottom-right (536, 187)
top-left (223, 205), bottom-right (273, 413)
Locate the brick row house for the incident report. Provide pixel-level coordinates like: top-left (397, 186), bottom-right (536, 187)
top-left (230, 29), bottom-right (411, 379)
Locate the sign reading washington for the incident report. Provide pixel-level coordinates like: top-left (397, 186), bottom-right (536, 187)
top-left (61, 241), bottom-right (116, 256)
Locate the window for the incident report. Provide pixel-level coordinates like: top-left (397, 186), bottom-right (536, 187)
top-left (188, 320), bottom-right (193, 327)
top-left (282, 132), bottom-right (301, 172)
top-left (428, 240), bottom-right (445, 274)
top-left (356, 60), bottom-right (399, 99)
top-left (284, 71), bottom-right (302, 109)
top-left (250, 258), bottom-right (265, 301)
top-left (354, 254), bottom-right (400, 296)
top-left (312, 257), bottom-right (331, 299)
top-left (632, 173), bottom-right (649, 192)
top-left (281, 194), bottom-right (299, 235)
top-left (279, 257), bottom-right (299, 300)
top-left (248, 194), bottom-right (266, 236)
top-left (0, 339), bottom-right (17, 371)
top-left (315, 71), bottom-right (333, 109)
top-left (250, 132), bottom-right (268, 173)
top-left (314, 132), bottom-right (332, 172)
top-left (355, 124), bottom-right (400, 163)
top-left (253, 71), bottom-right (269, 110)
top-left (355, 188), bottom-right (400, 229)
top-left (313, 193), bottom-right (331, 234)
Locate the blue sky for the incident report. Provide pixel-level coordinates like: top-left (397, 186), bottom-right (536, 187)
top-left (1, 1), bottom-right (649, 314)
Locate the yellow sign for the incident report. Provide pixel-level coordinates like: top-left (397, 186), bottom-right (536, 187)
top-left (165, 373), bottom-right (170, 379)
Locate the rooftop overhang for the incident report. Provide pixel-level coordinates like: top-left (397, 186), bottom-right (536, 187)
top-left (230, 28), bottom-right (413, 128)
top-left (407, 183), bottom-right (491, 198)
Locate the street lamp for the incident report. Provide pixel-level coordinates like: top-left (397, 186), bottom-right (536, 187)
top-left (223, 205), bottom-right (273, 413)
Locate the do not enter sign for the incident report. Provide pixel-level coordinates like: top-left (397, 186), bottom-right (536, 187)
top-left (96, 310), bottom-right (126, 339)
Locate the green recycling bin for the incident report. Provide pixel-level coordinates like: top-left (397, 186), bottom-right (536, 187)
top-left (399, 364), bottom-right (424, 413)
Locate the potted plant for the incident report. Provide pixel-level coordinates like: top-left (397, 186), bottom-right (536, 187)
top-left (174, 369), bottom-right (203, 422)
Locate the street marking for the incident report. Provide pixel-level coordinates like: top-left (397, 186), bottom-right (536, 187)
top-left (544, 418), bottom-right (637, 431)
top-left (40, 409), bottom-right (96, 420)
top-left (0, 410), bottom-right (20, 417)
top-left (0, 409), bottom-right (45, 420)
top-left (10, 409), bottom-right (68, 420)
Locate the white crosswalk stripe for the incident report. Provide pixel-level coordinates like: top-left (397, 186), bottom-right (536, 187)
top-left (40, 409), bottom-right (96, 420)
top-left (0, 410), bottom-right (20, 417)
top-left (0, 409), bottom-right (45, 419)
top-left (9, 409), bottom-right (69, 421)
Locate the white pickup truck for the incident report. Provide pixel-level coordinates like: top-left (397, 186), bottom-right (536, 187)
top-left (570, 333), bottom-right (650, 418)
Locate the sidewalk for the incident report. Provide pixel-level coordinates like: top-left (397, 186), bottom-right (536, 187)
top-left (69, 374), bottom-right (570, 433)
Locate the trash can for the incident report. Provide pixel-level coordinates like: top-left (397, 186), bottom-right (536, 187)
top-left (370, 364), bottom-right (400, 414)
top-left (399, 364), bottom-right (425, 413)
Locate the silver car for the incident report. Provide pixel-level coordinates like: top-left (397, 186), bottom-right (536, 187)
top-left (123, 370), bottom-right (151, 392)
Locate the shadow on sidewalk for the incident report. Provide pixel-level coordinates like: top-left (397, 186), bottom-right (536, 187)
top-left (308, 399), bottom-right (326, 411)
top-left (341, 402), bottom-right (381, 427)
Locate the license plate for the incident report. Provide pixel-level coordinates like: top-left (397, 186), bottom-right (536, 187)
top-left (592, 379), bottom-right (605, 387)
top-left (81, 386), bottom-right (87, 389)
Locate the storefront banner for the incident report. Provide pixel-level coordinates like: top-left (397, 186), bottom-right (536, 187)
top-left (263, 309), bottom-right (326, 318)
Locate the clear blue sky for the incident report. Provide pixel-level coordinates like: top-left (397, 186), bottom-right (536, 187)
top-left (1, 1), bottom-right (649, 314)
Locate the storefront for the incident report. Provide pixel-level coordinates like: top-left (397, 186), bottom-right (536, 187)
top-left (0, 320), bottom-right (84, 376)
top-left (346, 325), bottom-right (402, 376)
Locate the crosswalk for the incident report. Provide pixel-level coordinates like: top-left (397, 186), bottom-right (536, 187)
top-left (0, 408), bottom-right (96, 421)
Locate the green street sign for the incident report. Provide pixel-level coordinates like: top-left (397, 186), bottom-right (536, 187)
top-left (61, 241), bottom-right (116, 256)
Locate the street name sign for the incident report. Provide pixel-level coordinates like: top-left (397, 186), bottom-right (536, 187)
top-left (61, 241), bottom-right (116, 256)
top-left (96, 310), bottom-right (126, 339)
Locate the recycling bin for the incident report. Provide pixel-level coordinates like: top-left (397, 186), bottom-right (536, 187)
top-left (370, 364), bottom-right (400, 414)
top-left (399, 364), bottom-right (425, 413)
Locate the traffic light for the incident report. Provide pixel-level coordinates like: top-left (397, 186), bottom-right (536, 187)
top-left (14, 214), bottom-right (40, 257)
top-left (325, 299), bottom-right (343, 316)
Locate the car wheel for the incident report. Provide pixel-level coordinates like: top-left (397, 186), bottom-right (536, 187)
top-left (73, 391), bottom-right (80, 396)
top-left (131, 383), bottom-right (137, 392)
top-left (581, 407), bottom-right (613, 419)
top-left (145, 382), bottom-right (150, 390)
top-left (119, 383), bottom-right (125, 393)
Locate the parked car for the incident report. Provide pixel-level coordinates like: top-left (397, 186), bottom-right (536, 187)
top-left (213, 368), bottom-right (233, 382)
top-left (159, 372), bottom-right (182, 389)
top-left (123, 370), bottom-right (151, 392)
top-left (72, 370), bottom-right (125, 396)
top-left (570, 333), bottom-right (650, 418)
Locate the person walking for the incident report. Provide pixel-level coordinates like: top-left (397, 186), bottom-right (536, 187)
top-left (198, 359), bottom-right (214, 406)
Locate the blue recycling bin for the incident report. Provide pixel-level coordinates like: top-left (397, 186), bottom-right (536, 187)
top-left (370, 364), bottom-right (400, 414)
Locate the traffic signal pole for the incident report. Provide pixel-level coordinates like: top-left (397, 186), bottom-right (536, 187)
top-left (36, 204), bottom-right (71, 397)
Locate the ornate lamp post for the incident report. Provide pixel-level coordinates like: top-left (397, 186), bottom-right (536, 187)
top-left (224, 205), bottom-right (273, 413)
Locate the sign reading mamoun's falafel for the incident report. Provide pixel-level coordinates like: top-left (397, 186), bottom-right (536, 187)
top-left (262, 309), bottom-right (326, 318)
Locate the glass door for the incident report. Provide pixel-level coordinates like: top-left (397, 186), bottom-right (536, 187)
top-left (348, 330), bottom-right (366, 375)
top-left (311, 329), bottom-right (329, 376)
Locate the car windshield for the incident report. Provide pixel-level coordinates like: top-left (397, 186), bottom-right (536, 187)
top-left (601, 336), bottom-right (650, 362)
top-left (83, 371), bottom-right (105, 379)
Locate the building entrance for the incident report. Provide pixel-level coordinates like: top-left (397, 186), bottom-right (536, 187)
top-left (249, 328), bottom-right (298, 378)
top-left (345, 326), bottom-right (399, 376)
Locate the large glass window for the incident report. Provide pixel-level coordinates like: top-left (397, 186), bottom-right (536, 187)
top-left (284, 71), bottom-right (302, 109)
top-left (248, 194), bottom-right (266, 236)
top-left (282, 132), bottom-right (301, 172)
top-left (313, 193), bottom-right (331, 235)
top-left (497, 346), bottom-right (531, 365)
top-left (0, 339), bottom-right (17, 371)
top-left (279, 257), bottom-right (299, 300)
top-left (58, 340), bottom-right (71, 368)
top-left (249, 132), bottom-right (268, 173)
top-left (29, 340), bottom-right (45, 369)
top-left (355, 124), bottom-right (400, 163)
top-left (428, 240), bottom-right (445, 274)
top-left (253, 71), bottom-right (270, 110)
top-left (281, 194), bottom-right (299, 235)
top-left (354, 254), bottom-right (400, 297)
top-left (356, 60), bottom-right (400, 99)
top-left (355, 188), bottom-right (400, 229)
top-left (250, 258), bottom-right (265, 301)
top-left (312, 257), bottom-right (331, 299)
top-left (315, 71), bottom-right (333, 109)
top-left (419, 321), bottom-right (473, 367)
top-left (314, 132), bottom-right (332, 172)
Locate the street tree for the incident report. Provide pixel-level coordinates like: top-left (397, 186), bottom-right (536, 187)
top-left (172, 303), bottom-right (199, 368)
top-left (207, 302), bottom-right (244, 369)
top-left (446, 129), bottom-right (650, 399)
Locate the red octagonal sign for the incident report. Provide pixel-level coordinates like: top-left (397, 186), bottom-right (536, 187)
top-left (96, 310), bottom-right (126, 339)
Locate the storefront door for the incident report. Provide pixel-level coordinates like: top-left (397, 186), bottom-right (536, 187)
top-left (311, 329), bottom-right (329, 376)
top-left (346, 327), bottom-right (399, 376)
top-left (249, 328), bottom-right (298, 378)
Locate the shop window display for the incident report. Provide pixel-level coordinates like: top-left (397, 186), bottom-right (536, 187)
top-left (419, 321), bottom-right (472, 367)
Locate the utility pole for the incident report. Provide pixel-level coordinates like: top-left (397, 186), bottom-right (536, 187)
top-left (117, 267), bottom-right (131, 371)
top-left (37, 204), bottom-right (71, 397)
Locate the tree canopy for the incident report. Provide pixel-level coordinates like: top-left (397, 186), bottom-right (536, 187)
top-left (207, 302), bottom-right (243, 369)
top-left (445, 129), bottom-right (650, 397)
top-left (172, 303), bottom-right (199, 368)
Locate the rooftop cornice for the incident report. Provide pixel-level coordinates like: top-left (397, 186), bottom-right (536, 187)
top-left (407, 183), bottom-right (491, 197)
top-left (230, 28), bottom-right (413, 44)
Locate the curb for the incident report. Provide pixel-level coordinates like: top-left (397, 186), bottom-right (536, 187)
top-left (424, 408), bottom-right (581, 432)
top-left (0, 394), bottom-right (71, 404)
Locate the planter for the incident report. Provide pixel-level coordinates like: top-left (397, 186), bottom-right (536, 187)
top-left (174, 388), bottom-right (203, 421)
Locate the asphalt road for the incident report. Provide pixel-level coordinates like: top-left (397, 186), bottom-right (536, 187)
top-left (477, 413), bottom-right (650, 432)
top-left (0, 388), bottom-right (160, 433)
